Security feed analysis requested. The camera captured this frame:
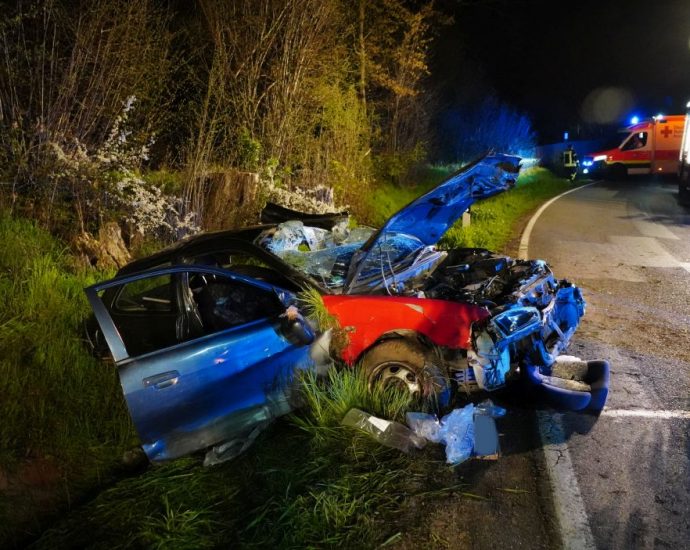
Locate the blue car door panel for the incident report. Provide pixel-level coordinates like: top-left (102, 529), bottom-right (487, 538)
top-left (85, 266), bottom-right (315, 461)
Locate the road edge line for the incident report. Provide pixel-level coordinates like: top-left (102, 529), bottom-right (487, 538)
top-left (536, 411), bottom-right (596, 550)
top-left (519, 181), bottom-right (601, 550)
top-left (518, 181), bottom-right (600, 260)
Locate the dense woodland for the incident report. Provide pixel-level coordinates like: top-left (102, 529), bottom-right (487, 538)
top-left (0, 0), bottom-right (535, 255)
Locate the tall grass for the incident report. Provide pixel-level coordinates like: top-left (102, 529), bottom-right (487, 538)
top-left (0, 212), bottom-right (134, 543)
top-left (293, 368), bottom-right (413, 448)
top-left (34, 369), bottom-right (418, 549)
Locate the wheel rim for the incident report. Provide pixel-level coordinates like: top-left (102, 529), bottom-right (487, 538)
top-left (370, 361), bottom-right (421, 396)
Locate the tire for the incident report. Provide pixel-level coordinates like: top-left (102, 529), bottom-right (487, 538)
top-left (360, 338), bottom-right (450, 406)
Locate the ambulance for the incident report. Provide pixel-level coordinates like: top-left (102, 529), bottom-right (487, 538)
top-left (677, 106), bottom-right (690, 204)
top-left (582, 114), bottom-right (685, 179)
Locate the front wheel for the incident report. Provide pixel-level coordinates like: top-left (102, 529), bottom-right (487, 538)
top-left (360, 339), bottom-right (450, 407)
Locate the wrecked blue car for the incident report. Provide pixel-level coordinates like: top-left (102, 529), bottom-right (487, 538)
top-left (86, 153), bottom-right (609, 463)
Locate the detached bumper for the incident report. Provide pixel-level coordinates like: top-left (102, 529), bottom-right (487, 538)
top-left (524, 360), bottom-right (610, 412)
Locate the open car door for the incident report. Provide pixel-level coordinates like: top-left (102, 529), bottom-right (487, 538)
top-left (85, 265), bottom-right (317, 461)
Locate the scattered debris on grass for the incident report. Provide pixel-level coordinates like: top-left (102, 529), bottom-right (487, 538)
top-left (335, 398), bottom-right (508, 465)
top-left (341, 408), bottom-right (426, 453)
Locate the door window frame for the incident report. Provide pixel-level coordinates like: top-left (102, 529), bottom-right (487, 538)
top-left (85, 265), bottom-right (292, 363)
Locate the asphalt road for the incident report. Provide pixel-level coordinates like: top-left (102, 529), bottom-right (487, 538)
top-left (527, 178), bottom-right (690, 549)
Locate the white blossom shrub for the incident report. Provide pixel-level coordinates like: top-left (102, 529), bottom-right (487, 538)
top-left (47, 96), bottom-right (198, 239)
top-left (264, 181), bottom-right (342, 214)
top-left (262, 160), bottom-right (345, 214)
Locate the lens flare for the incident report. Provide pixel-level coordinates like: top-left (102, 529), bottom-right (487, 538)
top-left (581, 87), bottom-right (634, 124)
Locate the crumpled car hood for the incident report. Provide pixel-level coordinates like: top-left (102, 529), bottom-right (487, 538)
top-left (343, 153), bottom-right (521, 293)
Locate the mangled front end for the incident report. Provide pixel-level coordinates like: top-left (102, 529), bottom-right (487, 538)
top-left (464, 265), bottom-right (609, 411)
top-left (257, 153), bottom-right (609, 411)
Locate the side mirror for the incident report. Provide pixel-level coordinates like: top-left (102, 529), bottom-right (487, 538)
top-left (285, 318), bottom-right (315, 346)
top-left (280, 305), bottom-right (315, 346)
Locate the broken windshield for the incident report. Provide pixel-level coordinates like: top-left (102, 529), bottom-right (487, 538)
top-left (256, 221), bottom-right (376, 290)
top-left (350, 232), bottom-right (425, 281)
top-left (276, 232), bottom-right (426, 292)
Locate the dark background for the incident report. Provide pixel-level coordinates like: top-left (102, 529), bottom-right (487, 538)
top-left (435, 0), bottom-right (690, 143)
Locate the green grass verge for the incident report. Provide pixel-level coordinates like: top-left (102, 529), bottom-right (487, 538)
top-left (366, 164), bottom-right (458, 226)
top-left (2, 165), bottom-right (573, 546)
top-left (440, 167), bottom-right (573, 252)
top-left (0, 212), bottom-right (135, 544)
top-left (34, 369), bottom-right (420, 549)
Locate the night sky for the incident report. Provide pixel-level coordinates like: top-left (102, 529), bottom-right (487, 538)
top-left (437, 0), bottom-right (690, 143)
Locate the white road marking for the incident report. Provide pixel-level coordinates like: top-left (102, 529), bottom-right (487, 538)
top-left (537, 412), bottom-right (596, 550)
top-left (518, 182), bottom-right (599, 260)
top-left (601, 409), bottom-right (690, 420)
top-left (536, 406), bottom-right (690, 550)
top-left (520, 183), bottom-right (599, 550)
top-left (521, 181), bottom-right (690, 549)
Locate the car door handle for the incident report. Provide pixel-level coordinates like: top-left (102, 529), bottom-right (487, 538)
top-left (143, 371), bottom-right (180, 389)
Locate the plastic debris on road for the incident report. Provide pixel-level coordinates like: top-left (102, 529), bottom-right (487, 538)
top-left (439, 404), bottom-right (475, 464)
top-left (405, 412), bottom-right (443, 443)
top-left (406, 400), bottom-right (503, 464)
top-left (473, 413), bottom-right (500, 460)
top-left (475, 398), bottom-right (507, 418)
top-left (341, 408), bottom-right (426, 453)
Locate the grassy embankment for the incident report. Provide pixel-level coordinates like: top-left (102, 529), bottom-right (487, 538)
top-left (372, 165), bottom-right (572, 253)
top-left (1, 166), bottom-right (575, 547)
top-left (0, 213), bottom-right (135, 545)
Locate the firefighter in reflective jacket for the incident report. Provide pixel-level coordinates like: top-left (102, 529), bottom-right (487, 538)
top-left (561, 145), bottom-right (578, 181)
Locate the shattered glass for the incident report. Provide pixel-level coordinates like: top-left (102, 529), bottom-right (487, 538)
top-left (279, 243), bottom-right (362, 289)
top-left (258, 221), bottom-right (375, 290)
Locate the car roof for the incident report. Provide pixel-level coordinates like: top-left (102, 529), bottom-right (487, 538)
top-left (115, 224), bottom-right (332, 294)
top-left (117, 225), bottom-right (269, 276)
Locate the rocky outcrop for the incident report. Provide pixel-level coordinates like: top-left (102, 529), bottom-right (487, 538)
top-left (73, 222), bottom-right (131, 269)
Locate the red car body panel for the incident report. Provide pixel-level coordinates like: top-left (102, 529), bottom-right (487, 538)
top-left (322, 295), bottom-right (490, 364)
